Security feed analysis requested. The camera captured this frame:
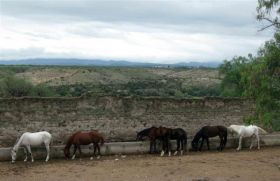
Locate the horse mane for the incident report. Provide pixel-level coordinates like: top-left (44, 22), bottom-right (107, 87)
top-left (13, 133), bottom-right (27, 150)
top-left (138, 126), bottom-right (156, 137)
top-left (192, 128), bottom-right (203, 143)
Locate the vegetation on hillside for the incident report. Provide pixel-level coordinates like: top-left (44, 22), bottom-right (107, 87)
top-left (0, 66), bottom-right (221, 98)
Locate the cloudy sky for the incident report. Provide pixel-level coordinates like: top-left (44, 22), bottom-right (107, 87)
top-left (0, 0), bottom-right (274, 63)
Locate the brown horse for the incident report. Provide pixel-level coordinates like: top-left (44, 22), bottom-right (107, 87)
top-left (148, 126), bottom-right (171, 156)
top-left (64, 131), bottom-right (104, 160)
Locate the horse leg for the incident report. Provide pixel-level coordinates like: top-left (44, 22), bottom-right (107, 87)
top-left (250, 135), bottom-right (255, 149)
top-left (72, 145), bottom-right (77, 160)
top-left (180, 139), bottom-right (184, 155)
top-left (174, 139), bottom-right (180, 156)
top-left (26, 145), bottom-right (34, 162)
top-left (199, 138), bottom-right (204, 151)
top-left (256, 134), bottom-right (260, 150)
top-left (154, 140), bottom-right (157, 153)
top-left (45, 144), bottom-right (50, 162)
top-left (23, 146), bottom-right (28, 162)
top-left (160, 139), bottom-right (165, 157)
top-left (237, 136), bottom-right (242, 151)
top-left (91, 143), bottom-right (97, 160)
top-left (96, 144), bottom-right (101, 159)
top-left (167, 137), bottom-right (171, 157)
top-left (78, 145), bottom-right (82, 159)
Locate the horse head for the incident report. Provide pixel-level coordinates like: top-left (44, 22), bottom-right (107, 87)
top-left (191, 139), bottom-right (199, 151)
top-left (11, 147), bottom-right (17, 163)
top-left (136, 132), bottom-right (144, 141)
top-left (63, 147), bottom-right (71, 158)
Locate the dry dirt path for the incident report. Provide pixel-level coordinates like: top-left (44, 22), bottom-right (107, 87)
top-left (0, 146), bottom-right (280, 181)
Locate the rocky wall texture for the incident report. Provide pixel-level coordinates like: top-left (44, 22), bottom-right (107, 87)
top-left (0, 94), bottom-right (255, 147)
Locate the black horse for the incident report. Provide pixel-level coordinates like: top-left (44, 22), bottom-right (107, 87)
top-left (191, 125), bottom-right (227, 151)
top-left (148, 126), bottom-right (171, 155)
top-left (170, 128), bottom-right (188, 155)
top-left (137, 127), bottom-right (187, 156)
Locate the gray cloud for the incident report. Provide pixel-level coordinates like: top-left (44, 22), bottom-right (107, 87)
top-left (2, 0), bottom-right (258, 26)
top-left (0, 0), bottom-right (275, 62)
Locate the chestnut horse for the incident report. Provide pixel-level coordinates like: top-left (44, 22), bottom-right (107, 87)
top-left (64, 131), bottom-right (104, 160)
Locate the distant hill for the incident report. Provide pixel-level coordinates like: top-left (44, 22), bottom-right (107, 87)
top-left (0, 58), bottom-right (221, 68)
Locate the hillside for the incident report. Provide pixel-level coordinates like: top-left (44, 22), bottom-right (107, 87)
top-left (0, 66), bottom-right (222, 97)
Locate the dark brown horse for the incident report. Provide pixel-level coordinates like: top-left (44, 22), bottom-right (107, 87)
top-left (191, 125), bottom-right (227, 151)
top-left (64, 131), bottom-right (104, 160)
top-left (148, 126), bottom-right (171, 156)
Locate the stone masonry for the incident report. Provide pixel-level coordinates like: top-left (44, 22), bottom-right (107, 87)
top-left (0, 94), bottom-right (255, 147)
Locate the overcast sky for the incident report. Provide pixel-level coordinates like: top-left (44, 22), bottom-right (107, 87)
top-left (0, 0), bottom-right (274, 63)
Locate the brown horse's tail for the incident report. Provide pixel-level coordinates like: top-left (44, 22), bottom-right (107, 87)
top-left (100, 136), bottom-right (105, 146)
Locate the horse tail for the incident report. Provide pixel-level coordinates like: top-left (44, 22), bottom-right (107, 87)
top-left (223, 130), bottom-right (228, 147)
top-left (49, 133), bottom-right (53, 147)
top-left (257, 126), bottom-right (267, 134)
top-left (100, 136), bottom-right (105, 146)
top-left (183, 133), bottom-right (187, 152)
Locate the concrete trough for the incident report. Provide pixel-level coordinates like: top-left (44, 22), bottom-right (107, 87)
top-left (1, 133), bottom-right (279, 162)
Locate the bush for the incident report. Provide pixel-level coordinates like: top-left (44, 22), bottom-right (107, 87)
top-left (0, 76), bottom-right (55, 97)
top-left (4, 77), bottom-right (34, 97)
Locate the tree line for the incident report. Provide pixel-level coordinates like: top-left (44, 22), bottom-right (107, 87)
top-left (219, 0), bottom-right (280, 130)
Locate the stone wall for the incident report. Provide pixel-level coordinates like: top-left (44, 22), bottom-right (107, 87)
top-left (0, 94), bottom-right (255, 147)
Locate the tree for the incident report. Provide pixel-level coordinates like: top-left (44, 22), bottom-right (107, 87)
top-left (218, 56), bottom-right (250, 97)
top-left (257, 0), bottom-right (280, 30)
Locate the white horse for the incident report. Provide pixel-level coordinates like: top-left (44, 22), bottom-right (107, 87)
top-left (227, 125), bottom-right (267, 151)
top-left (11, 131), bottom-right (52, 163)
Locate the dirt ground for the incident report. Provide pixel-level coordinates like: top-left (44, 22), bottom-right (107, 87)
top-left (0, 146), bottom-right (279, 181)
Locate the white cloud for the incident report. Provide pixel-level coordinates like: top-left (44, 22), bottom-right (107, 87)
top-left (0, 0), bottom-right (274, 63)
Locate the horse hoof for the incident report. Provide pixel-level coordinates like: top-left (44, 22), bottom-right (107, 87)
top-left (11, 161), bottom-right (15, 164)
top-left (97, 156), bottom-right (101, 159)
top-left (173, 151), bottom-right (178, 156)
top-left (90, 157), bottom-right (93, 160)
top-left (180, 151), bottom-right (183, 155)
top-left (168, 152), bottom-right (171, 157)
top-left (72, 155), bottom-right (76, 160)
top-left (160, 151), bottom-right (165, 157)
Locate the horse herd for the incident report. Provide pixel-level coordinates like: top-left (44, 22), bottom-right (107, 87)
top-left (10, 124), bottom-right (267, 163)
